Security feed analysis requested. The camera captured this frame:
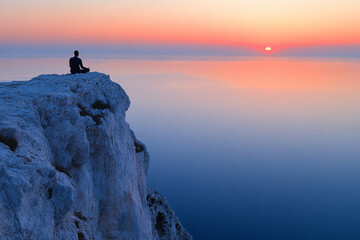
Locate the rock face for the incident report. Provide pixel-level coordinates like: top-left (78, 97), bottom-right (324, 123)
top-left (0, 73), bottom-right (192, 240)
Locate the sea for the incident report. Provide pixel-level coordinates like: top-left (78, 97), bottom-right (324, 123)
top-left (1, 56), bottom-right (360, 240)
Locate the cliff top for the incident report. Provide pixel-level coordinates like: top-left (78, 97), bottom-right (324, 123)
top-left (0, 72), bottom-right (130, 113)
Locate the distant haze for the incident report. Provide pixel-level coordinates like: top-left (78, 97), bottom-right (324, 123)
top-left (0, 43), bottom-right (359, 59)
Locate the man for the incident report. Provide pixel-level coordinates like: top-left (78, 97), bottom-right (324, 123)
top-left (69, 50), bottom-right (90, 74)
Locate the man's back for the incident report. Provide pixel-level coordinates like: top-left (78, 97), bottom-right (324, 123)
top-left (69, 56), bottom-right (82, 73)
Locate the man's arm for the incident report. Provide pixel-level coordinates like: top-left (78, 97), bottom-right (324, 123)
top-left (79, 59), bottom-right (86, 69)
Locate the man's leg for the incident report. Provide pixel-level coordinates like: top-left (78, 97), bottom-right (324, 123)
top-left (80, 68), bottom-right (90, 73)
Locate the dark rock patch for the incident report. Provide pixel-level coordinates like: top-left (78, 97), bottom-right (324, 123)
top-left (74, 220), bottom-right (80, 229)
top-left (0, 133), bottom-right (18, 152)
top-left (134, 141), bottom-right (144, 153)
top-left (147, 194), bottom-right (156, 206)
top-left (74, 211), bottom-right (87, 221)
top-left (77, 232), bottom-right (85, 240)
top-left (92, 100), bottom-right (110, 110)
top-left (77, 104), bottom-right (104, 125)
top-left (155, 212), bottom-right (167, 235)
top-left (54, 165), bottom-right (72, 178)
top-left (48, 188), bottom-right (53, 199)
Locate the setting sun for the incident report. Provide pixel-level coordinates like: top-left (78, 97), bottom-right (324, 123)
top-left (265, 47), bottom-right (272, 51)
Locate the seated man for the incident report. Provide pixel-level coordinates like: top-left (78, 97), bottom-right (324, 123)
top-left (69, 50), bottom-right (90, 74)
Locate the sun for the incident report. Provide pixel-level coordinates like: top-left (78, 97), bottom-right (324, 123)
top-left (265, 47), bottom-right (272, 51)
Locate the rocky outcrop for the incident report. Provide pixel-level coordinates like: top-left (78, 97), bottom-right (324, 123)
top-left (0, 73), bottom-right (191, 240)
top-left (147, 190), bottom-right (191, 240)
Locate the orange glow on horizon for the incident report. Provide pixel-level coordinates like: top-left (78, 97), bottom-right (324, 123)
top-left (0, 0), bottom-right (360, 50)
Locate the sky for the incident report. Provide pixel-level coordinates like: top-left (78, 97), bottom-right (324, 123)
top-left (1, 0), bottom-right (360, 56)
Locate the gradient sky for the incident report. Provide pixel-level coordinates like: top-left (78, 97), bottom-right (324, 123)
top-left (1, 0), bottom-right (360, 53)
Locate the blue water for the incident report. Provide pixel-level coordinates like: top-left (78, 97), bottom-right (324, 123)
top-left (1, 56), bottom-right (360, 239)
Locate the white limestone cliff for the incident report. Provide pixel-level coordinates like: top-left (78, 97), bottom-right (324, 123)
top-left (0, 72), bottom-right (192, 240)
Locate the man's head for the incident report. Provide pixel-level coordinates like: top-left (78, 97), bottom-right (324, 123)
top-left (74, 50), bottom-right (79, 57)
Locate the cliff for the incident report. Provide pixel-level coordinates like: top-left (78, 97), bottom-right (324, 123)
top-left (0, 73), bottom-right (191, 240)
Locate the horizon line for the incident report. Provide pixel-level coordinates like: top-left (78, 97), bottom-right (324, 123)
top-left (1, 43), bottom-right (359, 59)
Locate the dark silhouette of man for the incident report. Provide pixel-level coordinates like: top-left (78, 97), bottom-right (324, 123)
top-left (69, 50), bottom-right (90, 74)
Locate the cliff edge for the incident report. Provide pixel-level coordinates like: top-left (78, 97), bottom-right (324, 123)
top-left (0, 72), bottom-right (191, 240)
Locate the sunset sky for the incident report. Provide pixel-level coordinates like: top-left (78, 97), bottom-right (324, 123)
top-left (1, 0), bottom-right (360, 55)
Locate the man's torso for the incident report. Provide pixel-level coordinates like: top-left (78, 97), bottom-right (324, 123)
top-left (69, 56), bottom-right (82, 71)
